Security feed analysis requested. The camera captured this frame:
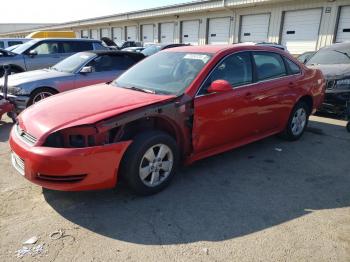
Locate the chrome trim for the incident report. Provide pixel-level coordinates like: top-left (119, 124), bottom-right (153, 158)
top-left (15, 124), bottom-right (37, 146)
top-left (11, 152), bottom-right (25, 176)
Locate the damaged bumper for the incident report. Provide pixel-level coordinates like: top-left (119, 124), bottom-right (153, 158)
top-left (9, 126), bottom-right (132, 191)
top-left (0, 92), bottom-right (29, 111)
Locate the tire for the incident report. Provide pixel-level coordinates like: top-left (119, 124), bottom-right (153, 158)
top-left (281, 101), bottom-right (310, 141)
top-left (120, 130), bottom-right (179, 195)
top-left (27, 88), bottom-right (57, 106)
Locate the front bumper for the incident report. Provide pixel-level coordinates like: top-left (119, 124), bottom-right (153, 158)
top-left (320, 89), bottom-right (350, 116)
top-left (9, 126), bottom-right (132, 191)
top-left (0, 92), bottom-right (29, 111)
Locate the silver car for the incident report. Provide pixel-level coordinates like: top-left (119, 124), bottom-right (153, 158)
top-left (0, 38), bottom-right (107, 76)
top-left (0, 51), bottom-right (144, 110)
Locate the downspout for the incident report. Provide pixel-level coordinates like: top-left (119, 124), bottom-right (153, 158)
top-left (222, 0), bottom-right (236, 44)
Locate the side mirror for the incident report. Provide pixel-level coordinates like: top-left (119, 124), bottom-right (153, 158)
top-left (207, 80), bottom-right (233, 93)
top-left (80, 66), bottom-right (93, 74)
top-left (28, 50), bottom-right (38, 57)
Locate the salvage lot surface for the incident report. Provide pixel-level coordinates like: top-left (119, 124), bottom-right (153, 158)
top-left (0, 116), bottom-right (349, 262)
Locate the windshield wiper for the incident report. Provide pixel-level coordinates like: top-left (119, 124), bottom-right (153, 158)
top-left (333, 50), bottom-right (350, 60)
top-left (124, 86), bottom-right (156, 94)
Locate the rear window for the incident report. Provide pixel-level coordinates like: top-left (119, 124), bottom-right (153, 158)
top-left (62, 41), bottom-right (93, 53)
top-left (0, 41), bottom-right (4, 49)
top-left (285, 58), bottom-right (301, 75)
top-left (253, 52), bottom-right (287, 81)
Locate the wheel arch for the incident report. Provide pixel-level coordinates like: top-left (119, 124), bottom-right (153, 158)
top-left (297, 95), bottom-right (313, 114)
top-left (29, 86), bottom-right (59, 96)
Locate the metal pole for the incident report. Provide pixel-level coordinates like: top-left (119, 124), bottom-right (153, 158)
top-left (3, 64), bottom-right (10, 100)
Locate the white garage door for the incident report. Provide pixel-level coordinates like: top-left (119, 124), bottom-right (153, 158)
top-left (208, 17), bottom-right (231, 44)
top-left (160, 23), bottom-right (175, 43)
top-left (240, 13), bottom-right (270, 43)
top-left (182, 20), bottom-right (200, 45)
top-left (81, 30), bottom-right (89, 39)
top-left (90, 29), bottom-right (99, 40)
top-left (112, 27), bottom-right (123, 43)
top-left (126, 26), bottom-right (137, 41)
top-left (101, 28), bottom-right (110, 38)
top-left (142, 24), bottom-right (154, 44)
top-left (281, 9), bottom-right (322, 54)
top-left (336, 6), bottom-right (350, 42)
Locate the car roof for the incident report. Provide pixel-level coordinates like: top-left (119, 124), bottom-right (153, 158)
top-left (165, 44), bottom-right (288, 55)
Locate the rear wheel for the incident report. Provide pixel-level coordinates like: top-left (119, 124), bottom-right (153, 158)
top-left (120, 130), bottom-right (179, 195)
top-left (27, 88), bottom-right (57, 106)
top-left (281, 101), bottom-right (310, 141)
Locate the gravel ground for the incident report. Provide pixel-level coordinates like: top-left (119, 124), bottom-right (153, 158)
top-left (0, 115), bottom-right (349, 262)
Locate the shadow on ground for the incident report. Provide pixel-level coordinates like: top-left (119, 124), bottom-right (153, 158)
top-left (38, 119), bottom-right (350, 245)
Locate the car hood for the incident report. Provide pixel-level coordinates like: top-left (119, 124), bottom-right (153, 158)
top-left (18, 84), bottom-right (176, 140)
top-left (6, 69), bottom-right (72, 86)
top-left (307, 64), bottom-right (350, 80)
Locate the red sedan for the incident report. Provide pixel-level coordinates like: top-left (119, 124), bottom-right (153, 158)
top-left (9, 45), bottom-right (325, 195)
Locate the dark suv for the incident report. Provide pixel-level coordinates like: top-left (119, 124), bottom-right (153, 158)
top-left (0, 38), bottom-right (107, 76)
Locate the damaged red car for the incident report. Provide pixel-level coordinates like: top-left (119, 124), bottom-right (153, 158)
top-left (9, 45), bottom-right (325, 195)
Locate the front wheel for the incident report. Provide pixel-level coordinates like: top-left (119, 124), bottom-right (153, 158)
top-left (281, 101), bottom-right (310, 141)
top-left (120, 130), bottom-right (179, 195)
top-left (27, 88), bottom-right (57, 106)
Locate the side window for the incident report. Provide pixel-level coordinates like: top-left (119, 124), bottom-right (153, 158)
top-left (201, 52), bottom-right (253, 94)
top-left (253, 52), bottom-right (287, 81)
top-left (32, 42), bottom-right (60, 55)
top-left (284, 58), bottom-right (301, 75)
top-left (62, 41), bottom-right (93, 53)
top-left (87, 55), bottom-right (135, 72)
top-left (0, 41), bottom-right (4, 49)
top-left (8, 41), bottom-right (23, 47)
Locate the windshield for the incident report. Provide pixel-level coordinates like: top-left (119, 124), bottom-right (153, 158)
top-left (141, 45), bottom-right (162, 56)
top-left (306, 45), bottom-right (350, 65)
top-left (113, 52), bottom-right (212, 95)
top-left (11, 39), bottom-right (38, 54)
top-left (52, 52), bottom-right (96, 73)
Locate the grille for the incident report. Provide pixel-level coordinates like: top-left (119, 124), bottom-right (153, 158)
top-left (11, 152), bottom-right (25, 176)
top-left (15, 124), bottom-right (37, 145)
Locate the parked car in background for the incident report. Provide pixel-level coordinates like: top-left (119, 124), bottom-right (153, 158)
top-left (10, 45), bottom-right (325, 195)
top-left (306, 42), bottom-right (350, 116)
top-left (141, 43), bottom-right (189, 56)
top-left (123, 47), bottom-right (145, 53)
top-left (0, 38), bottom-right (107, 76)
top-left (297, 51), bottom-right (316, 64)
top-left (255, 42), bottom-right (288, 52)
top-left (119, 41), bottom-right (142, 50)
top-left (0, 38), bottom-right (30, 49)
top-left (0, 51), bottom-right (144, 111)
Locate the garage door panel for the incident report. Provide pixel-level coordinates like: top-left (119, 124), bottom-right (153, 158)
top-left (112, 28), bottom-right (123, 43)
top-left (208, 17), bottom-right (231, 44)
top-left (127, 26), bottom-right (137, 41)
top-left (161, 23), bottom-right (175, 43)
top-left (142, 24), bottom-right (154, 44)
top-left (182, 20), bottom-right (199, 45)
top-left (281, 9), bottom-right (322, 54)
top-left (336, 6), bottom-right (350, 42)
top-left (101, 28), bottom-right (110, 38)
top-left (240, 14), bottom-right (270, 43)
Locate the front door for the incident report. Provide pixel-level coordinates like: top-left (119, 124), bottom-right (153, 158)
top-left (193, 51), bottom-right (259, 154)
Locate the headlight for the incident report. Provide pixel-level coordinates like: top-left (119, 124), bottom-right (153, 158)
top-left (335, 79), bottom-right (350, 90)
top-left (7, 86), bottom-right (26, 95)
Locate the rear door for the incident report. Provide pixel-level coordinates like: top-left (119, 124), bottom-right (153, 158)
top-left (193, 51), bottom-right (260, 154)
top-left (75, 54), bottom-right (138, 88)
top-left (24, 40), bottom-right (62, 70)
top-left (250, 51), bottom-right (293, 133)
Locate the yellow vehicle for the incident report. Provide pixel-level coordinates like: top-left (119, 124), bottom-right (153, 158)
top-left (26, 31), bottom-right (76, 39)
